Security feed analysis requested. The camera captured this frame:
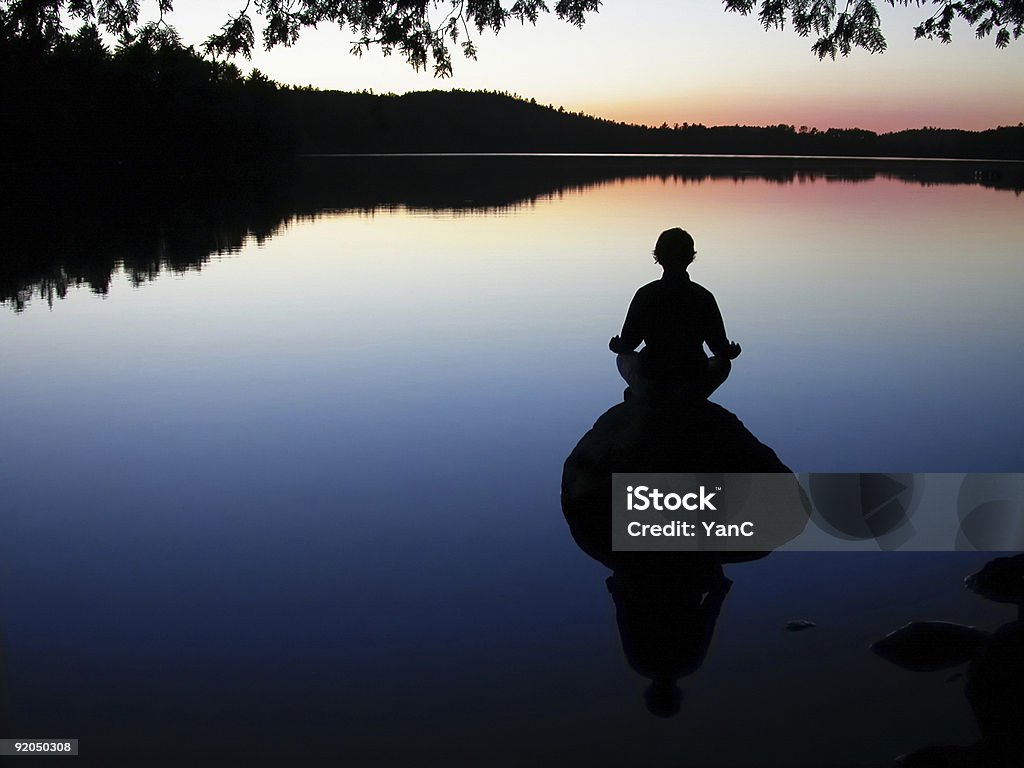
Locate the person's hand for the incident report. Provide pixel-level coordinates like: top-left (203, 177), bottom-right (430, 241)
top-left (609, 335), bottom-right (622, 353)
top-left (727, 341), bottom-right (742, 360)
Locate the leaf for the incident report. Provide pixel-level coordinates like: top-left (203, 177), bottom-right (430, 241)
top-left (136, 20), bottom-right (180, 49)
top-left (554, 0), bottom-right (601, 27)
top-left (67, 0), bottom-right (97, 21)
top-left (759, 0), bottom-right (788, 29)
top-left (723, 0), bottom-right (758, 14)
top-left (264, 10), bottom-right (302, 48)
top-left (202, 11), bottom-right (255, 59)
top-left (97, 0), bottom-right (141, 36)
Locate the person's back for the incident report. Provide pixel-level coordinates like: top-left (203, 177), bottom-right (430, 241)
top-left (622, 273), bottom-right (726, 379)
top-left (610, 228), bottom-right (740, 400)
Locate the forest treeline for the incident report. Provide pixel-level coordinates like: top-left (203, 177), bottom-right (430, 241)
top-left (2, 25), bottom-right (295, 183)
top-left (2, 28), bottom-right (1022, 170)
top-left (290, 89), bottom-right (1024, 160)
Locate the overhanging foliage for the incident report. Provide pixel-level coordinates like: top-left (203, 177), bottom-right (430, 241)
top-left (0, 0), bottom-right (1020, 72)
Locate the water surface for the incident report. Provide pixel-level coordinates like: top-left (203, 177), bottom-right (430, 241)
top-left (1, 156), bottom-right (1022, 765)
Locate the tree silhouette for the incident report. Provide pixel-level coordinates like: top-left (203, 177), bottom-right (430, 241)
top-left (1, 0), bottom-right (1020, 71)
top-left (724, 0), bottom-right (1022, 58)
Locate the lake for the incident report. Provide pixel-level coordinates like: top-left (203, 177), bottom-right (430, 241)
top-left (1, 156), bottom-right (1022, 766)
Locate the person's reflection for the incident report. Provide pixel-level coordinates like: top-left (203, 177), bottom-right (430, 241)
top-left (607, 562), bottom-right (732, 717)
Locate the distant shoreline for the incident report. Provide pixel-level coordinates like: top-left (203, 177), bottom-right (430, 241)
top-left (287, 91), bottom-right (1023, 161)
top-left (300, 152), bottom-right (1024, 164)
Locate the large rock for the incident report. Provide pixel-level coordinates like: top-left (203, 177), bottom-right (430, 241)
top-left (561, 398), bottom-right (797, 571)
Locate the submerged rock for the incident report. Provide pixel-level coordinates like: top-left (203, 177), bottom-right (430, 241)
top-left (871, 621), bottom-right (990, 672)
top-left (785, 619), bottom-right (817, 632)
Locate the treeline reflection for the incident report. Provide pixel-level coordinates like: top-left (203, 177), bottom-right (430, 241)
top-left (3, 155), bottom-right (1021, 311)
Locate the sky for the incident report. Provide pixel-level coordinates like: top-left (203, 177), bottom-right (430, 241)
top-left (134, 1), bottom-right (1022, 132)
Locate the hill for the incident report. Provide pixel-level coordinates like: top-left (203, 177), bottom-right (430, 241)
top-left (286, 89), bottom-right (1024, 160)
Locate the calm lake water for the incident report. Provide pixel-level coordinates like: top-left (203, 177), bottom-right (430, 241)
top-left (1, 156), bottom-right (1022, 766)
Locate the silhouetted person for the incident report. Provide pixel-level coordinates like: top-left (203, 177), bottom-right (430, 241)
top-left (609, 228), bottom-right (741, 401)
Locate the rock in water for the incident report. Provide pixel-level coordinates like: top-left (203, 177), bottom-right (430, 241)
top-left (561, 398), bottom-right (805, 572)
top-left (564, 398), bottom-right (791, 478)
top-left (965, 554), bottom-right (1024, 606)
top-left (786, 620), bottom-right (817, 632)
top-left (871, 621), bottom-right (990, 672)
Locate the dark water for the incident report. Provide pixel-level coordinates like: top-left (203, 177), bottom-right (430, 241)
top-left (1, 157), bottom-right (1022, 766)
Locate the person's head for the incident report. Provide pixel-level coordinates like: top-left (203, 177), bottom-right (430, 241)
top-left (653, 228), bottom-right (696, 270)
top-left (644, 678), bottom-right (683, 718)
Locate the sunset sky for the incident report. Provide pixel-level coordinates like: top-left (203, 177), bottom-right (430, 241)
top-left (150, 2), bottom-right (1020, 132)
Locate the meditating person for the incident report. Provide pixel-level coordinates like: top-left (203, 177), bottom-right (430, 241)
top-left (609, 228), bottom-right (741, 401)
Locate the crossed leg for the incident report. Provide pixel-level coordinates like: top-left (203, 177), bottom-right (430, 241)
top-left (616, 353), bottom-right (732, 401)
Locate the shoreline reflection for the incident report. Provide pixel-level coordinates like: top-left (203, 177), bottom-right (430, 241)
top-left (4, 155), bottom-right (1021, 311)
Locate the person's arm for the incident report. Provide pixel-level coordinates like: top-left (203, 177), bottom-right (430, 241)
top-left (609, 291), bottom-right (645, 353)
top-left (704, 294), bottom-right (742, 360)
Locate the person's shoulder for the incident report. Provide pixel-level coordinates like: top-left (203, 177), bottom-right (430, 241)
top-left (632, 280), bottom-right (661, 298)
top-left (689, 280), bottom-right (717, 301)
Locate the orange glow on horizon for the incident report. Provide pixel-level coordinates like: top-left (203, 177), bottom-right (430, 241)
top-left (573, 95), bottom-right (1023, 134)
